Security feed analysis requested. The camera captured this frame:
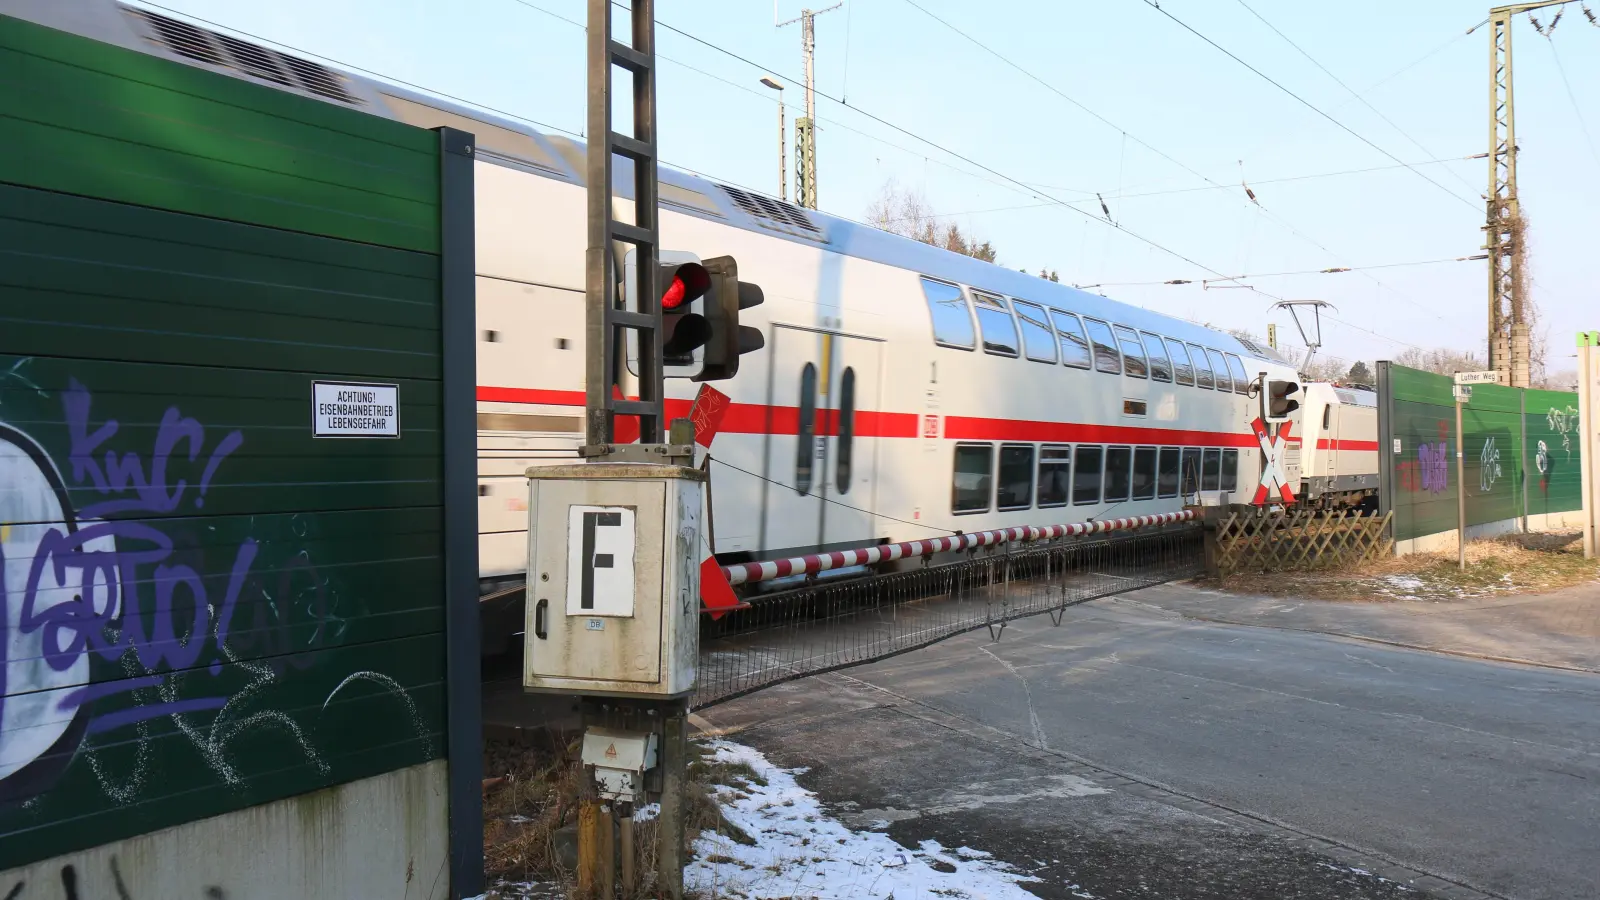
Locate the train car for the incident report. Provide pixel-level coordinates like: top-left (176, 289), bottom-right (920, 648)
top-left (12, 2), bottom-right (1305, 602)
top-left (1292, 383), bottom-right (1380, 508)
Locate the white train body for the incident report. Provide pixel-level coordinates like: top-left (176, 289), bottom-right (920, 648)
top-left (15, 2), bottom-right (1310, 594)
top-left (1292, 383), bottom-right (1380, 507)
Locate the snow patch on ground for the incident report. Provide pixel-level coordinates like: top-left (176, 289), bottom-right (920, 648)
top-left (1380, 575), bottom-right (1426, 593)
top-left (689, 740), bottom-right (1042, 900)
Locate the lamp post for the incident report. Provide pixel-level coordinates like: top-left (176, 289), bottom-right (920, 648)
top-left (760, 75), bottom-right (786, 201)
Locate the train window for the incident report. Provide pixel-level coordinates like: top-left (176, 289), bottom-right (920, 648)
top-left (796, 363), bottom-right (817, 495)
top-left (1133, 447), bottom-right (1157, 500)
top-left (1113, 326), bottom-right (1148, 379)
top-left (1073, 445), bottom-right (1104, 505)
top-left (1104, 446), bottom-right (1132, 502)
top-left (1050, 311), bottom-right (1093, 369)
top-left (1157, 447), bottom-right (1181, 498)
top-left (1011, 300), bottom-right (1058, 364)
top-left (972, 291), bottom-right (1020, 357)
top-left (952, 443), bottom-right (994, 513)
top-left (1221, 449), bottom-right (1239, 492)
top-left (1187, 343), bottom-right (1215, 389)
top-left (1142, 332), bottom-right (1173, 382)
top-left (997, 444), bottom-right (1036, 510)
top-left (1038, 445), bottom-right (1071, 507)
top-left (921, 278), bottom-right (975, 349)
top-left (1168, 339), bottom-right (1196, 386)
top-left (1224, 353), bottom-right (1252, 395)
top-left (1181, 448), bottom-right (1202, 495)
top-left (1206, 349), bottom-right (1232, 392)
top-left (836, 367), bottom-right (855, 495)
top-left (1202, 449), bottom-right (1221, 491)
top-left (1083, 318), bottom-right (1122, 374)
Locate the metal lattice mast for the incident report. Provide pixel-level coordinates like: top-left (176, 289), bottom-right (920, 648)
top-left (1484, 1), bottom-right (1565, 388)
top-left (779, 4), bottom-right (839, 209)
top-left (586, 0), bottom-right (663, 450)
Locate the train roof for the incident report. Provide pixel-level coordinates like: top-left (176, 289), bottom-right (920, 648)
top-left (11, 0), bottom-right (1293, 366)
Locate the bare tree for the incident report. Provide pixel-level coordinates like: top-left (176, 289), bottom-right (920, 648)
top-left (1392, 346), bottom-right (1488, 375)
top-left (866, 180), bottom-right (999, 263)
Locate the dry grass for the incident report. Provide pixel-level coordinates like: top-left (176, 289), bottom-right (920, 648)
top-left (1214, 531), bottom-right (1599, 603)
top-left (482, 731), bottom-right (585, 886)
top-left (482, 735), bottom-right (758, 898)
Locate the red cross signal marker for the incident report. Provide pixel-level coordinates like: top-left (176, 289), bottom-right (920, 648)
top-left (1251, 417), bottom-right (1297, 505)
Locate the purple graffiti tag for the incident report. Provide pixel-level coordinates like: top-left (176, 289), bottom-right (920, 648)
top-left (63, 379), bottom-right (243, 518)
top-left (13, 380), bottom-right (256, 740)
top-left (1417, 441), bottom-right (1450, 494)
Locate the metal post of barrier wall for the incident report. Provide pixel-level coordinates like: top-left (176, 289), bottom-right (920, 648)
top-left (1579, 332), bottom-right (1597, 558)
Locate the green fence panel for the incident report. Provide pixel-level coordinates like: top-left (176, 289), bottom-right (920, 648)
top-left (0, 14), bottom-right (438, 252)
top-left (1461, 383), bottom-right (1523, 527)
top-left (1388, 367), bottom-right (1459, 543)
top-left (1525, 388), bottom-right (1585, 515)
top-left (0, 13), bottom-right (457, 873)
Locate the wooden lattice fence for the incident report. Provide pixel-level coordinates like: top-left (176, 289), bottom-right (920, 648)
top-left (1208, 508), bottom-right (1394, 575)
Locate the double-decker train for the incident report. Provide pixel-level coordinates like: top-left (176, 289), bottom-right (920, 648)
top-left (17, 1), bottom-right (1383, 605)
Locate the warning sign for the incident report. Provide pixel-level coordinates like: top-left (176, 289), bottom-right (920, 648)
top-left (313, 381), bottom-right (400, 438)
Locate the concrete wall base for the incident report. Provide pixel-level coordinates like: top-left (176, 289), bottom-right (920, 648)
top-left (1395, 512), bottom-right (1586, 557)
top-left (1, 760), bottom-right (449, 900)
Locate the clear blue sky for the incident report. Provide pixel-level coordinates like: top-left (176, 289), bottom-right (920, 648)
top-left (150, 0), bottom-right (1599, 374)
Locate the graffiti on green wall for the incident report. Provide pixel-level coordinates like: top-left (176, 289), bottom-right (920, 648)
top-left (2, 360), bottom-right (444, 868)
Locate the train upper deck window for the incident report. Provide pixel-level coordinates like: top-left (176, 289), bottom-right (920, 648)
top-left (1038, 445), bottom-right (1071, 507)
top-left (1104, 446), bottom-right (1132, 502)
top-left (1113, 326), bottom-right (1148, 379)
top-left (921, 278), bottom-right (975, 349)
top-left (1157, 447), bottom-right (1181, 498)
top-left (1050, 311), bottom-right (1093, 369)
top-left (837, 367), bottom-right (856, 494)
top-left (1142, 332), bottom-right (1173, 382)
top-left (796, 363), bottom-right (817, 495)
top-left (997, 444), bottom-right (1036, 510)
top-left (1221, 449), bottom-right (1239, 492)
top-left (1206, 349), bottom-right (1233, 392)
top-left (1168, 339), bottom-right (1195, 386)
top-left (953, 443), bottom-right (994, 513)
top-left (1133, 447), bottom-right (1157, 500)
top-left (1187, 343), bottom-right (1215, 389)
top-left (971, 291), bottom-right (1020, 357)
top-left (1083, 318), bottom-right (1122, 374)
top-left (1073, 445), bottom-right (1104, 505)
top-left (1011, 300), bottom-right (1058, 364)
top-left (1202, 448), bottom-right (1221, 492)
top-left (1225, 353), bottom-right (1252, 395)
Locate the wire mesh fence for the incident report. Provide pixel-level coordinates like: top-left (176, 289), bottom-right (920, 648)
top-left (692, 525), bottom-right (1204, 710)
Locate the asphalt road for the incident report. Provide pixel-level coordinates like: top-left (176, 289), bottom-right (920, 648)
top-left (699, 590), bottom-right (1600, 900)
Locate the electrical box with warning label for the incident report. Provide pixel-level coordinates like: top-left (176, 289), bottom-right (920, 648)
top-left (523, 462), bottom-right (703, 697)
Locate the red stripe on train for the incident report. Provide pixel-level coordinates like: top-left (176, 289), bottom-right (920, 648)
top-left (478, 386), bottom-right (1249, 445)
top-left (944, 415), bottom-right (1258, 447)
top-left (1314, 439), bottom-right (1380, 451)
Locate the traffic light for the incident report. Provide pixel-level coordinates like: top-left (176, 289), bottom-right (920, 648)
top-left (625, 250), bottom-right (765, 381)
top-left (695, 255), bottom-right (764, 382)
top-left (659, 260), bottom-right (712, 365)
top-left (1264, 379), bottom-right (1300, 423)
